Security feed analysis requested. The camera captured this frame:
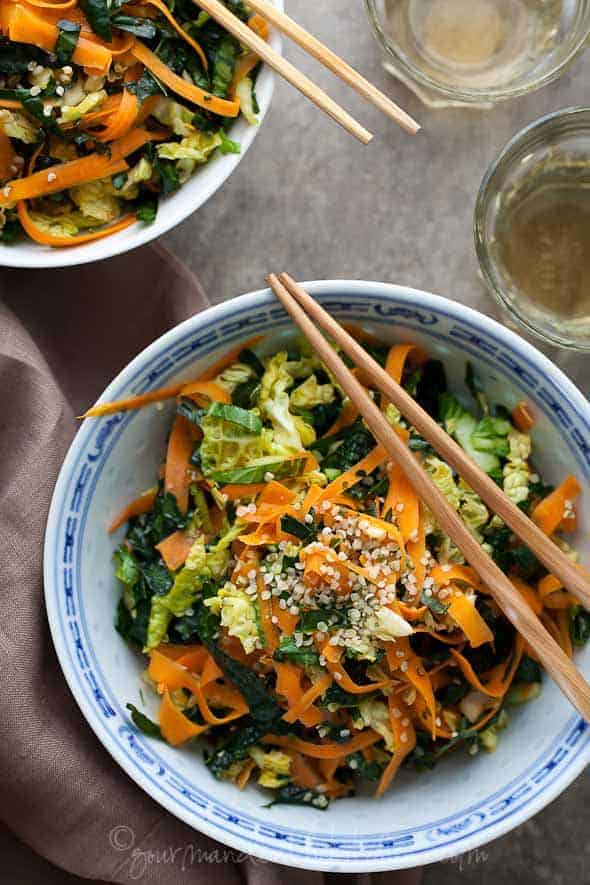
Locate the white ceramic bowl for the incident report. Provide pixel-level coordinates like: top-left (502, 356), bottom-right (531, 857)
top-left (0, 13), bottom-right (282, 271)
top-left (44, 281), bottom-right (590, 872)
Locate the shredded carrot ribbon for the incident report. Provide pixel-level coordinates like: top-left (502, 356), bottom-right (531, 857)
top-left (263, 729), bottom-right (382, 759)
top-left (0, 129), bottom-right (16, 180)
top-left (164, 415), bottom-right (194, 514)
top-left (230, 12), bottom-right (269, 95)
top-left (6, 3), bottom-right (112, 72)
top-left (532, 475), bottom-right (581, 536)
top-left (384, 343), bottom-right (428, 386)
top-left (321, 642), bottom-right (390, 694)
top-left (447, 588), bottom-right (494, 648)
top-left (512, 401), bottom-right (534, 432)
top-left (317, 445), bottom-right (387, 503)
top-left (17, 202), bottom-right (137, 246)
top-left (376, 695), bottom-right (416, 797)
top-left (2, 128), bottom-right (162, 205)
top-left (156, 530), bottom-right (195, 571)
top-left (131, 40), bottom-right (240, 116)
top-left (386, 638), bottom-right (436, 739)
top-left (108, 489), bottom-right (157, 533)
top-left (149, 649), bottom-right (248, 727)
top-left (383, 461), bottom-right (419, 541)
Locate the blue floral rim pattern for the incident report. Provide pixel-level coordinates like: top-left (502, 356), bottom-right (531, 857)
top-left (44, 283), bottom-right (590, 872)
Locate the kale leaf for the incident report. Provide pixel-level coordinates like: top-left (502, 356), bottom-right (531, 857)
top-left (127, 703), bottom-right (162, 739)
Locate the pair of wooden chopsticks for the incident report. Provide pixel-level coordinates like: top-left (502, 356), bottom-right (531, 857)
top-left (267, 272), bottom-right (590, 723)
top-left (192, 0), bottom-right (420, 143)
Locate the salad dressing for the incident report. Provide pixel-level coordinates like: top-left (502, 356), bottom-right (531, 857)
top-left (491, 156), bottom-right (590, 321)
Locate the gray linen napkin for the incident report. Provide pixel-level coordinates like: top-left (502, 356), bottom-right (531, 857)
top-left (0, 246), bottom-right (423, 885)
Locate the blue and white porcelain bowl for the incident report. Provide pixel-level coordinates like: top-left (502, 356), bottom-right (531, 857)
top-left (44, 281), bottom-right (590, 872)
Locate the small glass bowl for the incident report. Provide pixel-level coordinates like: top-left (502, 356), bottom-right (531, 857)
top-left (475, 107), bottom-right (590, 351)
top-left (365, 0), bottom-right (590, 108)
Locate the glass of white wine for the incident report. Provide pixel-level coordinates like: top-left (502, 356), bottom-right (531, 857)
top-left (365, 0), bottom-right (590, 107)
top-left (475, 107), bottom-right (590, 350)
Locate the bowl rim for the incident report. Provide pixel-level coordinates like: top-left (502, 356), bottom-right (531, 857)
top-left (44, 280), bottom-right (590, 872)
top-left (0, 4), bottom-right (283, 271)
top-left (364, 0), bottom-right (590, 104)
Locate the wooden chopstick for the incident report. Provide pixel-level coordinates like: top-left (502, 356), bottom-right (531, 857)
top-left (191, 0), bottom-right (372, 144)
top-left (267, 273), bottom-right (590, 723)
top-left (277, 273), bottom-right (590, 612)
top-left (244, 0), bottom-right (420, 135)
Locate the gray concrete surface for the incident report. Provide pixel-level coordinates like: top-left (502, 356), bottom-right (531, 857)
top-left (4, 0), bottom-right (589, 881)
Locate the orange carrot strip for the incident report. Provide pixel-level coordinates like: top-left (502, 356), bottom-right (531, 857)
top-left (271, 597), bottom-right (299, 634)
top-left (449, 635), bottom-right (524, 698)
top-left (537, 574), bottom-right (575, 610)
top-left (322, 643), bottom-right (390, 694)
top-left (0, 129), bottom-right (16, 180)
top-left (230, 13), bottom-right (269, 94)
top-left (317, 444), bottom-right (387, 503)
top-left (92, 82), bottom-right (139, 142)
top-left (512, 401), bottom-right (534, 432)
top-left (386, 638), bottom-right (436, 739)
top-left (82, 383), bottom-right (186, 418)
top-left (24, 0), bottom-right (79, 9)
top-left (17, 202), bottom-right (136, 246)
top-left (131, 40), bottom-right (239, 116)
top-left (282, 673), bottom-right (332, 724)
top-left (256, 566), bottom-right (279, 652)
top-left (532, 475), bottom-right (581, 536)
top-left (263, 730), bottom-right (382, 759)
top-left (375, 695), bottom-right (416, 797)
top-left (236, 757), bottom-right (256, 789)
top-left (290, 753), bottom-right (323, 789)
top-left (385, 343), bottom-right (428, 385)
top-left (83, 375), bottom-right (230, 419)
top-left (447, 589), bottom-right (494, 648)
top-left (179, 379), bottom-right (231, 404)
top-left (2, 127), bottom-right (162, 204)
top-left (7, 4), bottom-right (112, 72)
top-left (164, 415), bottom-right (194, 514)
top-left (220, 483), bottom-right (266, 500)
top-left (155, 530), bottom-right (195, 571)
top-left (0, 99), bottom-right (24, 109)
top-left (430, 564), bottom-right (483, 589)
top-left (108, 489), bottom-right (156, 533)
top-left (159, 688), bottom-right (208, 745)
top-left (149, 650), bottom-right (248, 726)
top-left (383, 461), bottom-right (419, 541)
top-left (406, 507), bottom-right (426, 593)
top-left (510, 576), bottom-right (542, 615)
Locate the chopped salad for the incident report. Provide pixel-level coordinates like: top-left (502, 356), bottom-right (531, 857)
top-left (96, 334), bottom-right (589, 808)
top-left (0, 1), bottom-right (267, 247)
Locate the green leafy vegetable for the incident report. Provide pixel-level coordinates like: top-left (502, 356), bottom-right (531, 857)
top-left (273, 636), bottom-right (320, 667)
top-left (514, 655), bottom-right (542, 684)
top-left (420, 591), bottom-right (449, 616)
top-left (54, 20), bottom-right (81, 66)
top-left (127, 703), bottom-right (162, 739)
top-left (111, 14), bottom-right (158, 39)
top-left (209, 456), bottom-right (308, 486)
top-left (206, 402), bottom-right (262, 433)
top-left (570, 606), bottom-right (590, 648)
top-left (267, 784), bottom-right (329, 809)
top-left (80, 0), bottom-right (113, 42)
top-left (280, 515), bottom-right (318, 544)
top-left (211, 35), bottom-right (238, 97)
